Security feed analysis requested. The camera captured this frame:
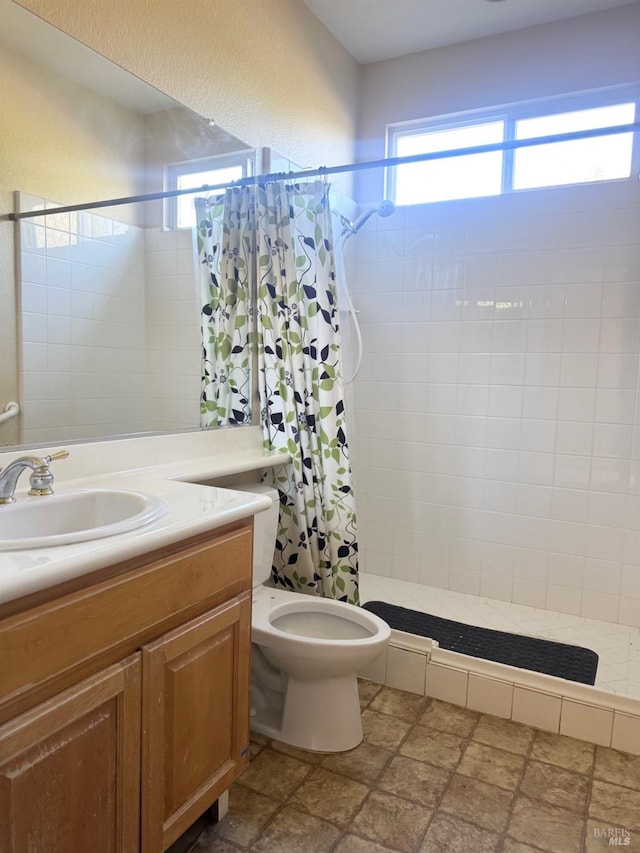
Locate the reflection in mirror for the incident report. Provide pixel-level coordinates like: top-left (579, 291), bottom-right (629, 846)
top-left (1, 0), bottom-right (255, 448)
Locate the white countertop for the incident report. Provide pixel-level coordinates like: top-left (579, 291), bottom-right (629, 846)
top-left (0, 445), bottom-right (286, 606)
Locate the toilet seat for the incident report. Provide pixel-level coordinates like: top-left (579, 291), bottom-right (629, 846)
top-left (252, 586), bottom-right (388, 646)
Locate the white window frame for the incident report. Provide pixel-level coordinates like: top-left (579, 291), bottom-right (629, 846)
top-left (164, 150), bottom-right (254, 229)
top-left (386, 85), bottom-right (640, 206)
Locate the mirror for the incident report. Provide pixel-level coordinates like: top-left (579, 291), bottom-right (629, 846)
top-left (0, 0), bottom-right (256, 449)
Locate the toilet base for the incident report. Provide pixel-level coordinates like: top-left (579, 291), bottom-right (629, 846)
top-left (251, 672), bottom-right (363, 753)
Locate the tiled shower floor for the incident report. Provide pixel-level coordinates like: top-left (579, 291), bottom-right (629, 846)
top-left (359, 573), bottom-right (640, 698)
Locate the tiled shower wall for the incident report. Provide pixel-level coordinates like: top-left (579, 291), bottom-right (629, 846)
top-left (17, 194), bottom-right (200, 444)
top-left (143, 227), bottom-right (201, 432)
top-left (345, 179), bottom-right (640, 627)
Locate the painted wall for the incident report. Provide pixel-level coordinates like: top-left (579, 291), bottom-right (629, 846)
top-left (347, 4), bottom-right (640, 626)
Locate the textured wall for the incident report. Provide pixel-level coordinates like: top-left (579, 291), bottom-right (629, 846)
top-left (16, 0), bottom-right (360, 173)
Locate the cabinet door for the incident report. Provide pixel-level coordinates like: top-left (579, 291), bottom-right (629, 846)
top-left (0, 654), bottom-right (141, 853)
top-left (141, 593), bottom-right (251, 853)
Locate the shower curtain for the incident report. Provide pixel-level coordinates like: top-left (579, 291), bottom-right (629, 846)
top-left (195, 191), bottom-right (252, 428)
top-left (256, 180), bottom-right (359, 605)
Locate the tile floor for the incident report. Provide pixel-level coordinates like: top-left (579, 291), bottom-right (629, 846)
top-left (359, 573), bottom-right (640, 698)
top-left (184, 680), bottom-right (640, 853)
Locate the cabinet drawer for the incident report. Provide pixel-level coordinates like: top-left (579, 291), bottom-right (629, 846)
top-left (0, 523), bottom-right (252, 714)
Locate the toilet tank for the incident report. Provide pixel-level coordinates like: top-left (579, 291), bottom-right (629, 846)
top-left (230, 483), bottom-right (280, 586)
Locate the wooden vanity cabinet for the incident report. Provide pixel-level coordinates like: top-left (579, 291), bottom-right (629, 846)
top-left (0, 521), bottom-right (254, 853)
top-left (0, 654), bottom-right (142, 853)
top-left (142, 595), bottom-right (251, 852)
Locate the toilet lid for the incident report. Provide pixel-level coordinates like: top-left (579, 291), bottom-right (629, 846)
top-left (271, 609), bottom-right (373, 640)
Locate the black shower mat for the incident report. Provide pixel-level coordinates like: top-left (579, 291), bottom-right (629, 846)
top-left (363, 600), bottom-right (598, 685)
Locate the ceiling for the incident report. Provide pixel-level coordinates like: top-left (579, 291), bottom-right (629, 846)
top-left (303, 0), bottom-right (639, 63)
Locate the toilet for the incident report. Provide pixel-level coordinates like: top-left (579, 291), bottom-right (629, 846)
top-left (241, 483), bottom-right (390, 753)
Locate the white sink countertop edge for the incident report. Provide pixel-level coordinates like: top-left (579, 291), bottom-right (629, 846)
top-left (0, 449), bottom-right (287, 606)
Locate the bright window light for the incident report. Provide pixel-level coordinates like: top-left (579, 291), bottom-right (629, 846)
top-left (386, 91), bottom-right (638, 206)
top-left (166, 153), bottom-right (253, 229)
top-left (513, 103), bottom-right (635, 189)
top-left (175, 165), bottom-right (244, 229)
top-left (394, 121), bottom-right (504, 205)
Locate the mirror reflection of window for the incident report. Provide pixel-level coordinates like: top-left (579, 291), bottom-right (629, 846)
top-left (165, 153), bottom-right (254, 229)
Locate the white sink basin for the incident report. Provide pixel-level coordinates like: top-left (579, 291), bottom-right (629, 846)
top-left (0, 488), bottom-right (168, 550)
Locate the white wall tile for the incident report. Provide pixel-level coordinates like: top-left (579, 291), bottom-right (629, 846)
top-left (467, 674), bottom-right (513, 719)
top-left (425, 662), bottom-right (468, 705)
top-left (611, 712), bottom-right (640, 755)
top-left (560, 699), bottom-right (613, 747)
top-left (512, 687), bottom-right (561, 733)
top-left (547, 584), bottom-right (582, 616)
top-left (359, 647), bottom-right (388, 684)
top-left (348, 181), bottom-right (640, 630)
top-left (385, 646), bottom-right (427, 695)
top-left (581, 590), bottom-right (620, 623)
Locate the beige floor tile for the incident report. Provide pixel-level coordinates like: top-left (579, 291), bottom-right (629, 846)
top-left (589, 779), bottom-right (640, 831)
top-left (530, 730), bottom-right (595, 774)
top-left (400, 725), bottom-right (465, 770)
top-left (249, 741), bottom-right (265, 761)
top-left (418, 700), bottom-right (478, 737)
top-left (519, 760), bottom-right (590, 813)
top-left (334, 833), bottom-right (407, 853)
top-left (457, 741), bottom-right (525, 790)
top-left (502, 839), bottom-right (551, 853)
top-left (236, 748), bottom-right (312, 800)
top-left (269, 739), bottom-right (326, 764)
top-left (188, 836), bottom-right (240, 853)
top-left (290, 767), bottom-right (369, 827)
top-left (377, 754), bottom-right (450, 808)
top-left (251, 806), bottom-right (341, 853)
top-left (358, 678), bottom-right (383, 708)
top-left (320, 740), bottom-right (392, 785)
top-left (203, 784), bottom-right (280, 847)
top-left (369, 685), bottom-right (429, 722)
top-left (472, 715), bottom-right (535, 755)
top-left (361, 708), bottom-right (413, 749)
top-left (184, 682), bottom-right (640, 853)
top-left (438, 774), bottom-right (514, 833)
top-left (249, 732), bottom-right (270, 761)
top-left (350, 789), bottom-right (432, 853)
top-left (593, 745), bottom-right (640, 790)
top-left (420, 812), bottom-right (500, 853)
top-left (507, 795), bottom-right (585, 853)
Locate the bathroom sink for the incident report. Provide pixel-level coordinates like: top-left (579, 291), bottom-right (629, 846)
top-left (0, 488), bottom-right (168, 550)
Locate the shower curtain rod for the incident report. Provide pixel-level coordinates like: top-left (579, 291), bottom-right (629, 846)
top-left (8, 122), bottom-right (639, 221)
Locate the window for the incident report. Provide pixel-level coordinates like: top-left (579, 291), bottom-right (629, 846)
top-left (165, 152), bottom-right (254, 229)
top-left (387, 89), bottom-right (638, 206)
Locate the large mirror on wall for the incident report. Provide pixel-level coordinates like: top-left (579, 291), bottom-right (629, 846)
top-left (0, 0), bottom-right (256, 450)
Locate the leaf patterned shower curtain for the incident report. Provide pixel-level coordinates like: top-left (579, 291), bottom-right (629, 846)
top-left (195, 190), bottom-right (253, 428)
top-left (256, 180), bottom-right (359, 604)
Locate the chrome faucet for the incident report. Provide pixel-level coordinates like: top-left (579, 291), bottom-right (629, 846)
top-left (0, 450), bottom-right (69, 504)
